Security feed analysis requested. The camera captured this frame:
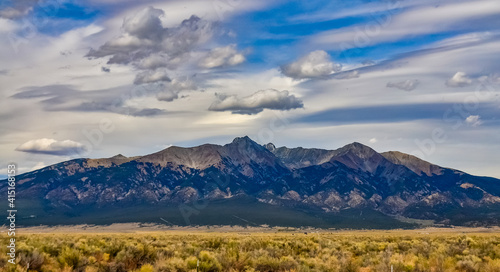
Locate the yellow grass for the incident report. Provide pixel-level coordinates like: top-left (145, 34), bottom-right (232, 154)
top-left (2, 227), bottom-right (500, 271)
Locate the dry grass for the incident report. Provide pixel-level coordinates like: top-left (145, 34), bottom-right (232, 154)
top-left (2, 228), bottom-right (500, 271)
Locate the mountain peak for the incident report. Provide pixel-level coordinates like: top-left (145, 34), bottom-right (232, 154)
top-left (110, 154), bottom-right (127, 159)
top-left (329, 142), bottom-right (387, 173)
top-left (222, 136), bottom-right (286, 176)
top-left (336, 142), bottom-right (376, 157)
top-left (345, 142), bottom-right (369, 148)
top-left (232, 136), bottom-right (253, 144)
top-left (228, 136), bottom-right (264, 149)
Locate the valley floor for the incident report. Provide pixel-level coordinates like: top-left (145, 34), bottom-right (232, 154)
top-left (2, 226), bottom-right (500, 271)
top-left (11, 223), bottom-right (500, 234)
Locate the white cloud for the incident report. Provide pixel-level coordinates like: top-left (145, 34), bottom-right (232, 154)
top-left (446, 72), bottom-right (473, 87)
top-left (434, 32), bottom-right (495, 48)
top-left (465, 115), bottom-right (482, 127)
top-left (387, 79), bottom-right (420, 91)
top-left (209, 89), bottom-right (303, 115)
top-left (312, 0), bottom-right (500, 49)
top-left (0, 18), bottom-right (19, 33)
top-left (122, 6), bottom-right (165, 41)
top-left (16, 138), bottom-right (87, 156)
top-left (281, 50), bottom-right (341, 79)
top-left (289, 0), bottom-right (404, 23)
top-left (169, 77), bottom-right (197, 91)
top-left (199, 44), bottom-right (245, 68)
top-left (369, 138), bottom-right (378, 144)
top-left (478, 73), bottom-right (500, 84)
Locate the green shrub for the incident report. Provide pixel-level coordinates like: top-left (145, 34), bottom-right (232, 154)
top-left (58, 246), bottom-right (83, 269)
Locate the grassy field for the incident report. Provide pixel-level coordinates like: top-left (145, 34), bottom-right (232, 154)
top-left (2, 228), bottom-right (500, 271)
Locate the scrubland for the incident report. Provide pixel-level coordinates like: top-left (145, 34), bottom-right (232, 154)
top-left (2, 228), bottom-right (500, 272)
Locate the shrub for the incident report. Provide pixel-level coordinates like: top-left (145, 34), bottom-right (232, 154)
top-left (138, 264), bottom-right (154, 272)
top-left (156, 257), bottom-right (188, 272)
top-left (198, 251), bottom-right (222, 272)
top-left (116, 243), bottom-right (157, 269)
top-left (58, 246), bottom-right (83, 269)
top-left (17, 249), bottom-right (45, 271)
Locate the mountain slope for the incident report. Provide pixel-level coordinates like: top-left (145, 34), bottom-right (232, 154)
top-left (266, 144), bottom-right (335, 169)
top-left (2, 136), bottom-right (500, 227)
top-left (381, 151), bottom-right (444, 176)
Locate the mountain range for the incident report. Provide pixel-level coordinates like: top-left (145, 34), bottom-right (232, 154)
top-left (3, 136), bottom-right (500, 228)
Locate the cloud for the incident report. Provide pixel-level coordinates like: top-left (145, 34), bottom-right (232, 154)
top-left (0, 8), bottom-right (26, 19)
top-left (362, 60), bottom-right (376, 66)
top-left (369, 138), bottom-right (377, 144)
top-left (479, 73), bottom-right (500, 84)
top-left (147, 77), bottom-right (197, 102)
top-left (156, 89), bottom-right (178, 102)
top-left (122, 6), bottom-right (165, 41)
top-left (30, 162), bottom-right (46, 171)
top-left (136, 53), bottom-right (178, 70)
top-left (295, 102), bottom-right (498, 125)
top-left (134, 69), bottom-right (171, 84)
top-left (84, 6), bottom-right (217, 102)
top-left (101, 66), bottom-right (111, 73)
top-left (86, 7), bottom-right (213, 67)
top-left (208, 89), bottom-right (303, 115)
top-left (0, 0), bottom-right (38, 19)
top-left (11, 84), bottom-right (168, 116)
top-left (131, 108), bottom-right (166, 117)
top-left (312, 0), bottom-right (500, 49)
top-left (281, 50), bottom-right (341, 79)
top-left (16, 138), bottom-right (87, 156)
top-left (446, 72), bottom-right (473, 87)
top-left (465, 115), bottom-right (482, 127)
top-left (199, 44), bottom-right (245, 68)
top-left (387, 79), bottom-right (420, 91)
top-left (332, 70), bottom-right (359, 80)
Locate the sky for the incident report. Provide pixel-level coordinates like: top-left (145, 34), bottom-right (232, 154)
top-left (0, 0), bottom-right (499, 179)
